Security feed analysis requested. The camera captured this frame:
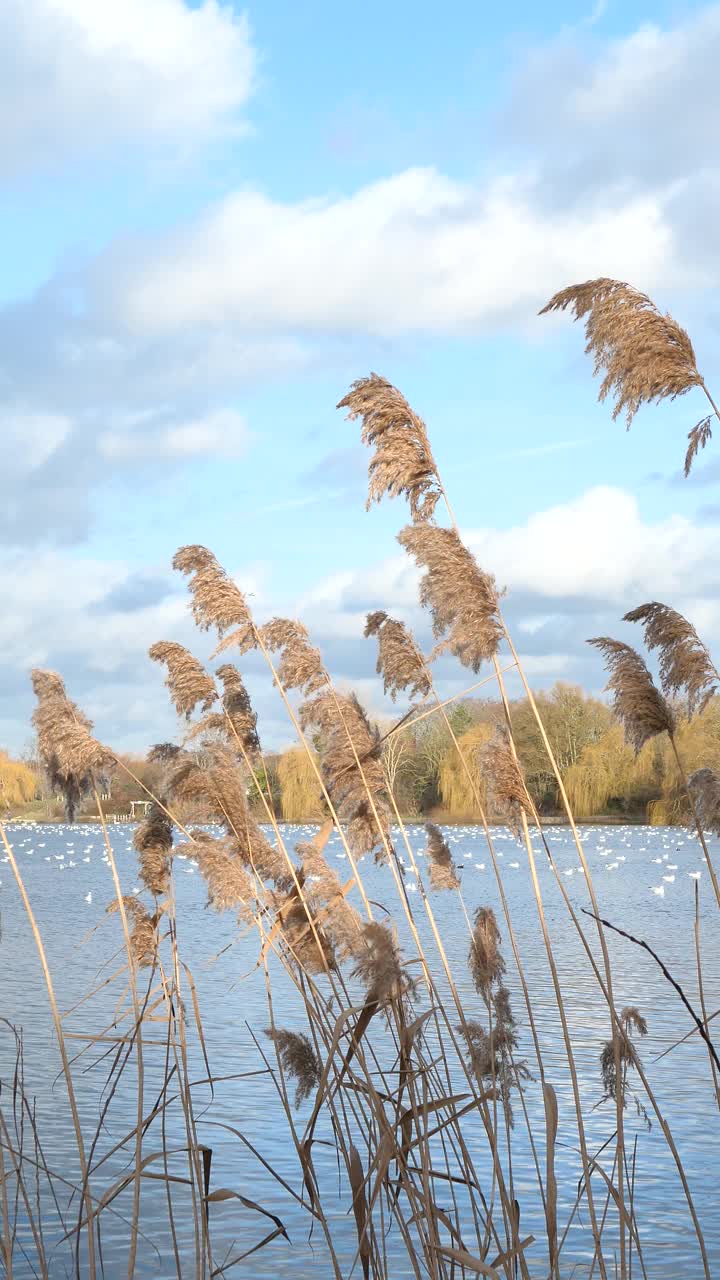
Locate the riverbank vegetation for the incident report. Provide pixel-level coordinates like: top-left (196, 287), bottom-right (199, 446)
top-left (1, 277), bottom-right (719, 1278)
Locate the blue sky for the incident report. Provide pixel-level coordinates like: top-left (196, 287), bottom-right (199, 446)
top-left (2, 0), bottom-right (719, 754)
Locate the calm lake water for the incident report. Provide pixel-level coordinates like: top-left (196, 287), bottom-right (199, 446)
top-left (1, 821), bottom-right (718, 1278)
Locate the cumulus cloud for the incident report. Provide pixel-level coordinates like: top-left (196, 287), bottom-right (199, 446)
top-left (98, 407), bottom-right (250, 461)
top-left (110, 169), bottom-right (676, 338)
top-left (0, 0), bottom-right (255, 174)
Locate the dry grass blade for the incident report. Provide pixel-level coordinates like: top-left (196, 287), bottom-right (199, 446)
top-left (133, 804), bottom-right (173, 897)
top-left (543, 1082), bottom-right (558, 1275)
top-left (364, 611), bottom-right (431, 700)
top-left (623, 602), bottom-right (719, 715)
top-left (149, 642), bottom-right (217, 719)
top-left (540, 278), bottom-right (704, 427)
top-left (688, 768), bottom-right (720, 837)
top-left (172, 544), bottom-right (256, 653)
top-left (588, 637), bottom-right (674, 752)
top-left (300, 691), bottom-right (392, 860)
top-left (424, 823), bottom-right (460, 891)
top-left (348, 1145), bottom-right (371, 1279)
top-left (31, 669), bottom-right (112, 821)
top-left (258, 618), bottom-right (327, 695)
top-left (264, 1029), bottom-right (322, 1108)
top-left (399, 524), bottom-right (501, 672)
top-left (338, 372), bottom-right (442, 520)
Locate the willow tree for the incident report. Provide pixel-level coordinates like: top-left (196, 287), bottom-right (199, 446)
top-left (563, 725), bottom-right (659, 818)
top-left (0, 752), bottom-right (38, 810)
top-left (648, 697), bottom-right (720, 824)
top-left (438, 723), bottom-right (493, 818)
top-left (277, 746), bottom-right (324, 822)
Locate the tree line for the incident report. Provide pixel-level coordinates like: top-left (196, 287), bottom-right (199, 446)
top-left (4, 681), bottom-right (720, 823)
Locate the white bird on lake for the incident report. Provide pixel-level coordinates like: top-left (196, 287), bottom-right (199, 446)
top-left (663, 874), bottom-right (675, 883)
top-left (651, 885), bottom-right (665, 896)
top-left (689, 871), bottom-right (701, 880)
top-left (509, 861), bottom-right (520, 868)
top-left (84, 892), bottom-right (92, 904)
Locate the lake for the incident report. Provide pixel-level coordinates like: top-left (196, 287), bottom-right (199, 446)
top-left (1, 821), bottom-right (718, 1278)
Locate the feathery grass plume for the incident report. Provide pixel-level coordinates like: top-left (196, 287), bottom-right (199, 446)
top-left (352, 921), bottom-right (414, 1003)
top-left (149, 642), bottom-right (217, 720)
top-left (588, 637), bottom-right (675, 753)
top-left (175, 829), bottom-right (255, 921)
top-left (469, 906), bottom-right (505, 999)
top-left (685, 417), bottom-right (713, 476)
top-left (264, 1028), bottom-right (322, 1107)
top-left (296, 839), bottom-right (365, 960)
top-left (271, 884), bottom-right (336, 974)
top-left (540, 278), bottom-right (706, 439)
top-left (215, 663), bottom-right (261, 755)
top-left (300, 691), bottom-right (392, 860)
top-left (107, 897), bottom-right (157, 968)
top-left (337, 373), bottom-right (442, 521)
top-left (480, 724), bottom-right (531, 834)
top-left (398, 524), bottom-right (501, 672)
top-left (688, 768), bottom-right (720, 837)
top-left (424, 822), bottom-right (460, 891)
top-left (599, 1006), bottom-right (649, 1126)
top-left (258, 618), bottom-right (327, 695)
top-left (31, 669), bottom-right (112, 821)
top-left (133, 803), bottom-right (173, 897)
top-left (459, 988), bottom-right (530, 1126)
top-left (172, 544), bottom-right (256, 654)
top-left (623, 602), bottom-right (719, 716)
top-left (364, 611), bottom-right (431, 701)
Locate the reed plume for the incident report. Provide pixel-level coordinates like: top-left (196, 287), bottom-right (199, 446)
top-left (688, 768), bottom-right (720, 837)
top-left (107, 897), bottom-right (157, 968)
top-left (300, 692), bottom-right (392, 860)
top-left (623, 602), bottom-right (719, 716)
top-left (424, 822), bottom-right (460, 891)
top-left (264, 1028), bottom-right (322, 1107)
top-left (297, 839), bottom-right (365, 960)
top-left (270, 882), bottom-right (336, 975)
top-left (540, 278), bottom-right (707, 445)
top-left (460, 990), bottom-right (530, 1125)
top-left (599, 1006), bottom-right (648, 1110)
top-left (352, 921), bottom-right (413, 1003)
top-left (588, 637), bottom-right (674, 752)
top-left (216, 664), bottom-right (261, 755)
top-left (133, 804), bottom-right (173, 897)
top-left (337, 373), bottom-right (442, 521)
top-left (172, 544), bottom-right (255, 654)
top-left (468, 906), bottom-right (505, 999)
top-left (175, 829), bottom-right (255, 921)
top-left (258, 618), bottom-right (327, 695)
top-left (31, 669), bottom-right (112, 821)
top-left (148, 642), bottom-right (217, 719)
top-left (480, 724), bottom-right (531, 834)
top-left (398, 525), bottom-right (501, 672)
top-left (364, 611), bottom-right (431, 701)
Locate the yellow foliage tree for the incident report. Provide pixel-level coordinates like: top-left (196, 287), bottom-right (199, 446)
top-left (277, 746), bottom-right (324, 822)
top-left (0, 752), bottom-right (38, 810)
top-left (438, 723), bottom-right (493, 817)
top-left (563, 725), bottom-right (659, 818)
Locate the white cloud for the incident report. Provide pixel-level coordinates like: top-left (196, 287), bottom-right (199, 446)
top-left (98, 407), bottom-right (250, 460)
top-left (0, 407), bottom-right (71, 471)
top-left (0, 0), bottom-right (255, 173)
top-left (113, 168), bottom-right (676, 338)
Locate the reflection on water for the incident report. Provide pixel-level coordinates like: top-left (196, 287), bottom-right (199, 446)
top-left (1, 821), bottom-right (718, 1277)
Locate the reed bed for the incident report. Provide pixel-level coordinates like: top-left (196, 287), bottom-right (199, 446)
top-left (0, 278), bottom-right (719, 1278)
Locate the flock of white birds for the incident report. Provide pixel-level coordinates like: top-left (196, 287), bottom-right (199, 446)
top-left (0, 821), bottom-right (710, 906)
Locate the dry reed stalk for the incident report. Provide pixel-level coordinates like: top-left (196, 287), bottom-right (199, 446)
top-left (172, 545), bottom-right (255, 653)
top-left (624, 602), bottom-right (720, 715)
top-left (424, 823), bottom-right (460, 891)
top-left (148, 642), bottom-right (217, 719)
top-left (0, 822), bottom-right (97, 1279)
top-left (540, 278), bottom-right (719, 474)
top-left (364, 611), bottom-right (431, 700)
top-left (133, 804), bottom-right (173, 897)
top-left (338, 372), bottom-right (443, 520)
top-left (588, 637), bottom-right (674, 752)
top-left (398, 524), bottom-right (502, 671)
